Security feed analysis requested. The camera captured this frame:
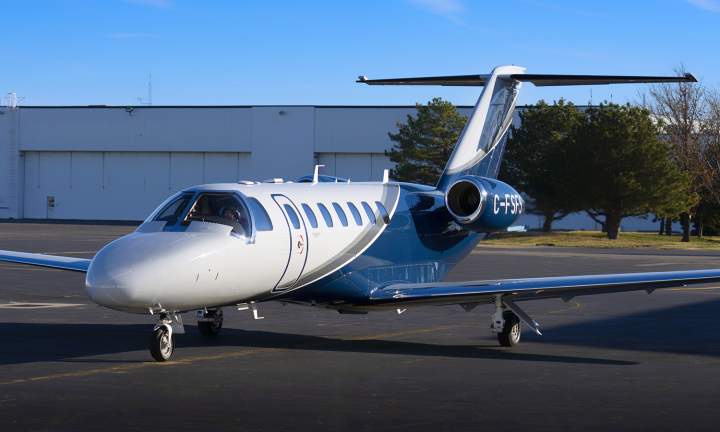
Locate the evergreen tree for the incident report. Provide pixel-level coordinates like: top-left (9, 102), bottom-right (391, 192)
top-left (571, 104), bottom-right (695, 240)
top-left (500, 100), bottom-right (584, 231)
top-left (386, 97), bottom-right (467, 185)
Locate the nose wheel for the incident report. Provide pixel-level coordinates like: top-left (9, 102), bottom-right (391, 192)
top-left (150, 325), bottom-right (174, 361)
top-left (197, 308), bottom-right (224, 336)
top-left (149, 311), bottom-right (183, 362)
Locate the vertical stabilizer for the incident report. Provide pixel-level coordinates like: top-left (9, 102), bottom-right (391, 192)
top-left (437, 65), bottom-right (524, 189)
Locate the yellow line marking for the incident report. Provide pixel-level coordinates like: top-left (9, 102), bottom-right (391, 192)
top-left (546, 301), bottom-right (582, 314)
top-left (0, 326), bottom-right (459, 386)
top-left (342, 325), bottom-right (462, 341)
top-left (669, 286), bottom-right (720, 291)
top-left (0, 348), bottom-right (277, 386)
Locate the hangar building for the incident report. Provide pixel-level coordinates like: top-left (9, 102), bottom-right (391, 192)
top-left (0, 104), bottom-right (659, 231)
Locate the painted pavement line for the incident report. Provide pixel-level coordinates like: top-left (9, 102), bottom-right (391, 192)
top-left (0, 325), bottom-right (461, 386)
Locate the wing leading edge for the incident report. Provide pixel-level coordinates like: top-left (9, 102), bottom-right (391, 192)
top-left (0, 250), bottom-right (91, 273)
top-left (370, 269), bottom-right (720, 307)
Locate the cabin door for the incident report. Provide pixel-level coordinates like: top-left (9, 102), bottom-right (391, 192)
top-left (271, 194), bottom-right (309, 292)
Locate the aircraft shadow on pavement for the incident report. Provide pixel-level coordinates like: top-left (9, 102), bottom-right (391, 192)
top-left (533, 297), bottom-right (720, 357)
top-left (0, 322), bottom-right (634, 366)
top-left (3, 298), bottom-right (719, 366)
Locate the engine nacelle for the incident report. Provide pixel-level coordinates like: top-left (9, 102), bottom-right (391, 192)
top-left (444, 175), bottom-right (524, 232)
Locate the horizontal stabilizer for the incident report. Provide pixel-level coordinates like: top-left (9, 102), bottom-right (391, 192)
top-left (357, 73), bottom-right (696, 87)
top-left (357, 74), bottom-right (491, 86)
top-left (0, 250), bottom-right (91, 272)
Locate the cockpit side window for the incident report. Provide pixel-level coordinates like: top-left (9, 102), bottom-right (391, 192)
top-left (246, 197), bottom-right (273, 231)
top-left (184, 192), bottom-right (252, 236)
top-left (154, 193), bottom-right (194, 225)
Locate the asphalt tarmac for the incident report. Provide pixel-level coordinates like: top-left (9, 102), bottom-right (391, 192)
top-left (1, 222), bottom-right (720, 431)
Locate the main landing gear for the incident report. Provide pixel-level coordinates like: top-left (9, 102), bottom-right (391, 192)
top-left (197, 308), bottom-right (224, 336)
top-left (489, 296), bottom-right (542, 347)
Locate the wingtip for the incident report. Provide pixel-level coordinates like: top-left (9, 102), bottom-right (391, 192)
top-left (684, 72), bottom-right (698, 83)
top-left (356, 75), bottom-right (368, 84)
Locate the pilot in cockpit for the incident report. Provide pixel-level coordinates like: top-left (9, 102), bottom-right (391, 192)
top-left (221, 205), bottom-right (247, 237)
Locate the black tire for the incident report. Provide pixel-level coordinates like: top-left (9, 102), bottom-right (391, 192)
top-left (197, 310), bottom-right (223, 336)
top-left (150, 326), bottom-right (174, 362)
top-left (497, 311), bottom-right (521, 347)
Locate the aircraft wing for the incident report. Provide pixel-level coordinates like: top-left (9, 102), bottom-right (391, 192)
top-left (370, 269), bottom-right (720, 307)
top-left (0, 250), bottom-right (91, 273)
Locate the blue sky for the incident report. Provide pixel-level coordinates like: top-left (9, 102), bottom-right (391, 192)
top-left (3, 0), bottom-right (719, 106)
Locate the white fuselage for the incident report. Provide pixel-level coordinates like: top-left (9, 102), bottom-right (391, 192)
top-left (85, 181), bottom-right (400, 313)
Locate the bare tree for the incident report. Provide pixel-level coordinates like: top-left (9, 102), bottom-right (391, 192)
top-left (647, 66), bottom-right (706, 242)
top-left (694, 89), bottom-right (720, 236)
top-left (702, 89), bottom-right (720, 203)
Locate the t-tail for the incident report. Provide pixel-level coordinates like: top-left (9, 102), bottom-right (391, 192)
top-left (358, 66), bottom-right (696, 232)
top-left (358, 66), bottom-right (696, 188)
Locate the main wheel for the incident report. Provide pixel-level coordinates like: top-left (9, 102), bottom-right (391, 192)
top-left (198, 309), bottom-right (223, 336)
top-left (497, 311), bottom-right (521, 347)
top-left (150, 326), bottom-right (174, 362)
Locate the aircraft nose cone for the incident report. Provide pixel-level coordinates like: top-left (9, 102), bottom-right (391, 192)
top-left (85, 239), bottom-right (146, 311)
top-left (85, 232), bottom-right (181, 311)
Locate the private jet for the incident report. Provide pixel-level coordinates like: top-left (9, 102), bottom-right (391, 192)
top-left (2, 65), bottom-right (715, 361)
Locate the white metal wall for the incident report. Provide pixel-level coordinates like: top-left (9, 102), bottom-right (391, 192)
top-left (23, 151), bottom-right (251, 220)
top-left (316, 153), bottom-right (394, 182)
top-left (0, 104), bottom-right (665, 229)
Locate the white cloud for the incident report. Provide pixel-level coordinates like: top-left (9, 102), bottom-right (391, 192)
top-left (686, 0), bottom-right (720, 13)
top-left (124, 0), bottom-right (173, 8)
top-left (408, 0), bottom-right (464, 18)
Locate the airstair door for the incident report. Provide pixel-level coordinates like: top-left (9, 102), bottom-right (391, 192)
top-left (271, 194), bottom-right (309, 292)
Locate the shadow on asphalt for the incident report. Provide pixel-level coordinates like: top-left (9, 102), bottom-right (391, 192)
top-left (540, 297), bottom-right (720, 356)
top-left (0, 323), bottom-right (635, 366)
top-left (5, 297), bottom-right (720, 366)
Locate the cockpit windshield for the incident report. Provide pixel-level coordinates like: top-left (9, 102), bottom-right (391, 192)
top-left (183, 193), bottom-right (251, 237)
top-left (154, 192), bottom-right (194, 225)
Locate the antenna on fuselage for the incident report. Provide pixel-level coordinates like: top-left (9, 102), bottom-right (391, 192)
top-left (312, 164), bottom-right (325, 184)
top-left (382, 169), bottom-right (389, 184)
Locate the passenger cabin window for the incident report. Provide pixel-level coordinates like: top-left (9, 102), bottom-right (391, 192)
top-left (375, 201), bottom-right (390, 224)
top-left (183, 193), bottom-right (252, 236)
top-left (347, 202), bottom-right (363, 226)
top-left (361, 201), bottom-right (376, 224)
top-left (284, 204), bottom-right (301, 229)
top-left (317, 203), bottom-right (333, 227)
top-left (246, 197), bottom-right (273, 231)
top-left (332, 202), bottom-right (348, 227)
top-left (154, 192), bottom-right (194, 225)
top-left (301, 203), bottom-right (318, 228)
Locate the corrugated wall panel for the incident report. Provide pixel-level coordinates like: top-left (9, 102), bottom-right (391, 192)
top-left (24, 151), bottom-right (251, 220)
top-left (315, 152), bottom-right (393, 182)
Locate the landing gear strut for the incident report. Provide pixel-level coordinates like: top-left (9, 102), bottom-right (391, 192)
top-left (197, 308), bottom-right (224, 336)
top-left (149, 311), bottom-right (184, 362)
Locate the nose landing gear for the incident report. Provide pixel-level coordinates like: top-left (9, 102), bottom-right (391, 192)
top-left (197, 308), bottom-right (224, 336)
top-left (149, 311), bottom-right (184, 362)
